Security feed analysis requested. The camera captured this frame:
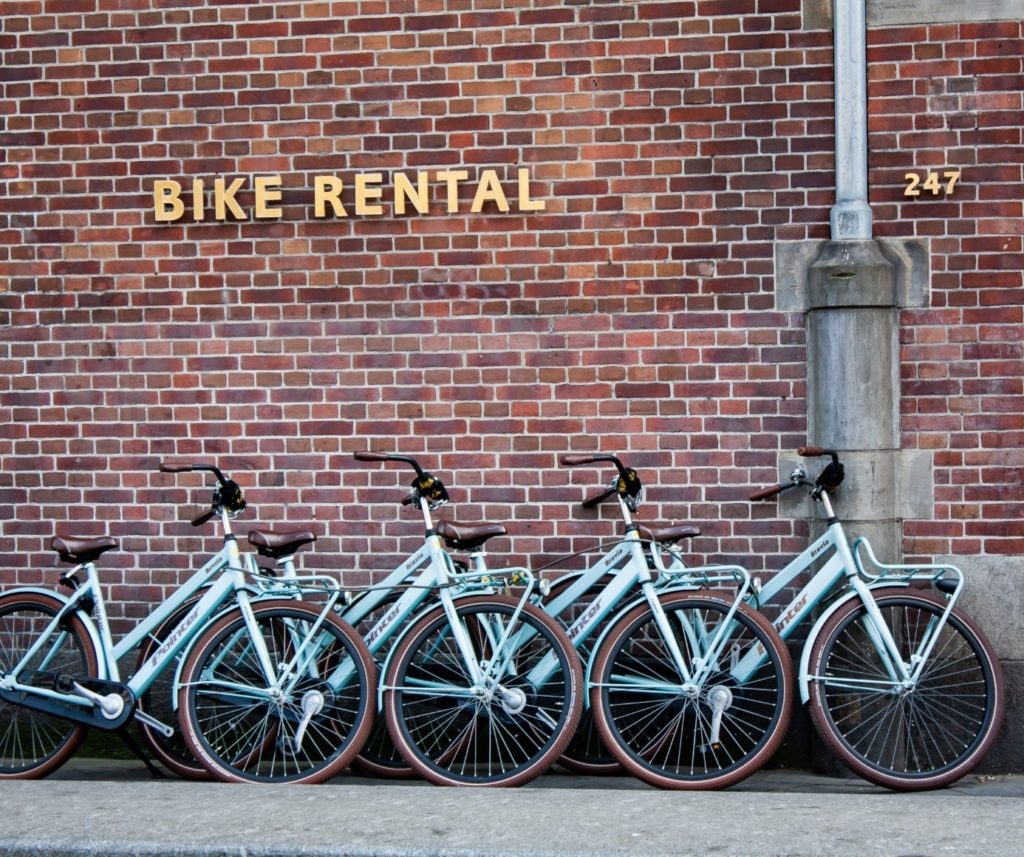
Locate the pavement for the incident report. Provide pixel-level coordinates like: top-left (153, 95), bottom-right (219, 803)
top-left (1, 758), bottom-right (1021, 857)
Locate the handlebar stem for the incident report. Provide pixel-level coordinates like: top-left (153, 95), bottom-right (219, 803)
top-left (220, 506), bottom-right (234, 537)
top-left (418, 495), bottom-right (434, 530)
top-left (617, 493), bottom-right (633, 527)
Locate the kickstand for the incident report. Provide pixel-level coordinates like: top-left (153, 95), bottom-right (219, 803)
top-left (117, 727), bottom-right (167, 779)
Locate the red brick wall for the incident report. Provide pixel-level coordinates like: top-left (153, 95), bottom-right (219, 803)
top-left (867, 19), bottom-right (1024, 557)
top-left (0, 2), bottom-right (1021, 624)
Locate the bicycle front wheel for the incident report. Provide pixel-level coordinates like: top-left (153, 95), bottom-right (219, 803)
top-left (591, 591), bottom-right (793, 789)
top-left (178, 599), bottom-right (376, 784)
top-left (808, 588), bottom-right (1003, 790)
top-left (0, 591), bottom-right (99, 778)
top-left (384, 595), bottom-right (583, 786)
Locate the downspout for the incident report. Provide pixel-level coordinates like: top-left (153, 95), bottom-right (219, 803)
top-left (805, 0), bottom-right (903, 564)
top-left (829, 0), bottom-right (872, 240)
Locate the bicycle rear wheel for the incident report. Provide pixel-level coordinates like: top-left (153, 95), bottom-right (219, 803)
top-left (134, 592), bottom-right (211, 780)
top-left (591, 590), bottom-right (792, 789)
top-left (178, 599), bottom-right (376, 784)
top-left (348, 591), bottom-right (416, 779)
top-left (0, 591), bottom-right (99, 779)
top-left (545, 575), bottom-right (623, 775)
top-left (808, 588), bottom-right (1003, 790)
top-left (384, 595), bottom-right (583, 786)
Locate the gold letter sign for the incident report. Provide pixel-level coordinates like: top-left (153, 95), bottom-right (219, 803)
top-left (152, 170), bottom-right (546, 222)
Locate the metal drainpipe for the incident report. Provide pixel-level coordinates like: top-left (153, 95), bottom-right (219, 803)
top-left (829, 0), bottom-right (872, 240)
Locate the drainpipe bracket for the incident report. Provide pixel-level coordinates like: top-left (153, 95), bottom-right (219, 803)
top-left (807, 239), bottom-right (896, 310)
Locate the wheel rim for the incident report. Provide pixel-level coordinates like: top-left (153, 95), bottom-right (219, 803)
top-left (598, 599), bottom-right (787, 782)
top-left (389, 602), bottom-right (575, 784)
top-left (816, 599), bottom-right (996, 779)
top-left (184, 607), bottom-right (370, 783)
top-left (0, 601), bottom-right (91, 775)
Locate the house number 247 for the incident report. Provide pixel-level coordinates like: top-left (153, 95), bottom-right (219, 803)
top-left (904, 170), bottom-right (961, 197)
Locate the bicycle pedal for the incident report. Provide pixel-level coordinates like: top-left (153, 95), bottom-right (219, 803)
top-left (54, 673), bottom-right (76, 693)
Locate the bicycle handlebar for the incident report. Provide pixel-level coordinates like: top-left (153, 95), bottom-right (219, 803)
top-left (561, 452), bottom-right (642, 512)
top-left (752, 446), bottom-right (845, 501)
top-left (160, 462), bottom-right (244, 523)
top-left (798, 446), bottom-right (830, 457)
top-left (559, 452), bottom-right (630, 479)
top-left (581, 487), bottom-right (616, 509)
top-left (559, 453), bottom-right (627, 475)
top-left (159, 462), bottom-right (228, 485)
top-left (353, 451), bottom-right (426, 476)
top-left (560, 454), bottom-right (600, 467)
top-left (749, 484), bottom-right (787, 501)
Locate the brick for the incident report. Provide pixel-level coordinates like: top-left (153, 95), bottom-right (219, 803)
top-left (0, 4), bottom-right (1020, 623)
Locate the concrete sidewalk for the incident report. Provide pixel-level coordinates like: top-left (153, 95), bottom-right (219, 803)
top-left (1, 759), bottom-right (1020, 857)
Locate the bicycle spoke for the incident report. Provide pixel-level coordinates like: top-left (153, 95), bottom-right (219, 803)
top-left (814, 596), bottom-right (999, 784)
top-left (386, 598), bottom-right (579, 785)
top-left (596, 594), bottom-right (790, 787)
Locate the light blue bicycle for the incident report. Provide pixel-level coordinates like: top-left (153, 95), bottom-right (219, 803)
top-left (0, 462), bottom-right (376, 784)
top-left (528, 453), bottom-right (795, 789)
top-left (433, 453), bottom-right (793, 788)
top-left (247, 451), bottom-right (584, 787)
top-left (731, 446), bottom-right (1005, 789)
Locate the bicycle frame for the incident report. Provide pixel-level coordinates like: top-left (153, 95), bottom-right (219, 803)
top-left (705, 490), bottom-right (967, 702)
top-left (0, 514), bottom-right (287, 732)
top-left (263, 491), bottom-right (538, 703)
top-left (525, 495), bottom-right (751, 696)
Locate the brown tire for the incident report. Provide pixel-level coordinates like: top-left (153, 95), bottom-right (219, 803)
top-left (177, 599), bottom-right (376, 784)
top-left (808, 587), bottom-right (1003, 791)
top-left (0, 590), bottom-right (99, 779)
top-left (591, 590), bottom-right (793, 789)
top-left (383, 595), bottom-right (583, 787)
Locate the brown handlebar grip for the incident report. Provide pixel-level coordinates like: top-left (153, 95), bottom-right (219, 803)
top-left (353, 451), bottom-right (389, 462)
top-left (160, 462), bottom-right (194, 473)
top-left (797, 446), bottom-right (827, 457)
top-left (749, 484), bottom-right (785, 501)
top-left (560, 454), bottom-right (598, 466)
top-left (191, 508), bottom-right (216, 527)
top-left (581, 487), bottom-right (616, 509)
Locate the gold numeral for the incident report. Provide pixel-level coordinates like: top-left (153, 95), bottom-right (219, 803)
top-left (904, 170), bottom-right (961, 198)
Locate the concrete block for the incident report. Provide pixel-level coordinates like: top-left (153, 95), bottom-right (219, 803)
top-left (773, 448), bottom-right (931, 541)
top-left (807, 308), bottom-right (899, 449)
top-left (896, 448), bottom-right (934, 519)
top-left (774, 238), bottom-right (927, 312)
top-left (774, 240), bottom-right (823, 313)
top-left (877, 237), bottom-right (930, 309)
top-left (807, 241), bottom-right (896, 309)
top-left (942, 555), bottom-right (1024, 661)
top-left (804, 0), bottom-right (1022, 28)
